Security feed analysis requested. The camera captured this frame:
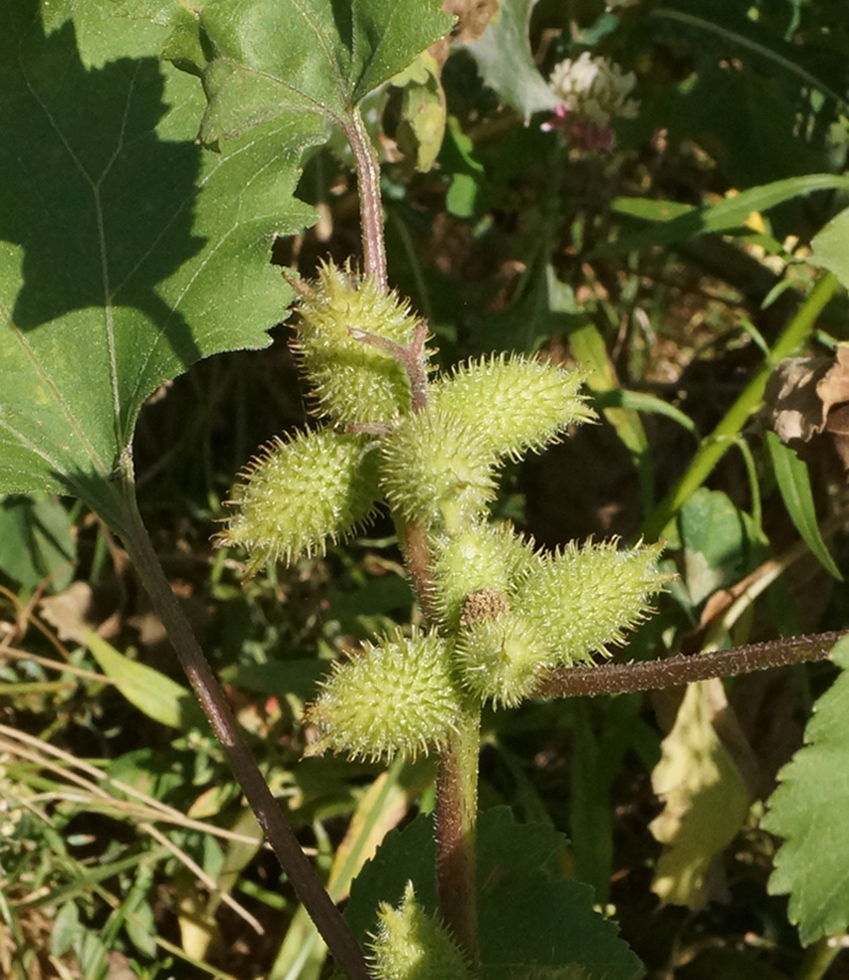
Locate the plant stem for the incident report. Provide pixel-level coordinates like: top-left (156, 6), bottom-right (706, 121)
top-left (397, 518), bottom-right (439, 621)
top-left (353, 319), bottom-right (431, 411)
top-left (394, 510), bottom-right (480, 958)
top-left (643, 272), bottom-right (839, 540)
top-left (345, 108), bottom-right (387, 291)
top-left (795, 936), bottom-right (843, 980)
top-left (115, 484), bottom-right (372, 980)
top-left (435, 707), bottom-right (481, 963)
top-left (535, 631), bottom-right (844, 699)
top-left (347, 96), bottom-right (481, 960)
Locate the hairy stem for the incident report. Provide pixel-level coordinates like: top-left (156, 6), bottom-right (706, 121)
top-left (352, 319), bottom-right (431, 412)
top-left (347, 98), bottom-right (481, 960)
top-left (395, 514), bottom-right (481, 960)
top-left (116, 485), bottom-right (372, 980)
top-left (397, 518), bottom-right (439, 621)
top-left (535, 631), bottom-right (844, 699)
top-left (344, 108), bottom-right (387, 290)
top-left (436, 708), bottom-right (481, 963)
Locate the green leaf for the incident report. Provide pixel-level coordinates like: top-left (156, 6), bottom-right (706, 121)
top-left (40, 0), bottom-right (171, 65)
top-left (479, 879), bottom-right (643, 980)
top-left (810, 206), bottom-right (849, 289)
top-left (123, 896), bottom-right (158, 959)
top-left (440, 116), bottom-right (485, 216)
top-left (107, 747), bottom-right (192, 800)
top-left (593, 175), bottom-right (849, 258)
top-left (476, 809), bottom-right (643, 980)
top-left (346, 808), bottom-right (436, 945)
top-left (51, 901), bottom-right (80, 957)
top-left (153, 0), bottom-right (455, 142)
top-left (464, 0), bottom-right (558, 121)
top-left (765, 430), bottom-right (843, 581)
top-left (678, 489), bottom-right (768, 607)
top-left (0, 494), bottom-right (76, 592)
top-left (392, 51), bottom-right (447, 173)
top-left (593, 389), bottom-right (698, 436)
top-left (612, 199), bottom-right (695, 223)
top-left (86, 632), bottom-right (206, 730)
top-left (347, 807), bottom-right (643, 979)
top-left (763, 635), bottom-right (849, 945)
top-left (567, 317), bottom-right (654, 507)
top-left (0, 1), bottom-right (322, 526)
top-left (224, 658), bottom-right (326, 705)
top-left (121, 867), bottom-right (159, 959)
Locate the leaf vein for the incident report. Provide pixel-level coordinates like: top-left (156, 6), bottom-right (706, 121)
top-left (9, 324), bottom-right (110, 478)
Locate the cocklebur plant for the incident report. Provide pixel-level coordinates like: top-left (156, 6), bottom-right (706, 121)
top-left (221, 259), bottom-right (670, 974)
top-left (368, 883), bottom-right (473, 980)
top-left (5, 2), bottom-right (849, 977)
top-left (222, 259), bottom-right (668, 761)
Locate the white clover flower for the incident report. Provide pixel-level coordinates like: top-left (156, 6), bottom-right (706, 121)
top-left (549, 52), bottom-right (639, 127)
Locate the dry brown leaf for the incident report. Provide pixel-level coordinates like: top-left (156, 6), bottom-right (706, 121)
top-left (431, 0), bottom-right (498, 64)
top-left (39, 581), bottom-right (99, 645)
top-left (444, 0), bottom-right (498, 40)
top-left (765, 346), bottom-right (849, 470)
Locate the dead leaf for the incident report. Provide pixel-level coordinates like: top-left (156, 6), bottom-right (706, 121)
top-left (765, 346), bottom-right (849, 471)
top-left (431, 0), bottom-right (498, 64)
top-left (107, 951), bottom-right (141, 980)
top-left (39, 581), bottom-right (95, 644)
top-left (444, 0), bottom-right (498, 41)
top-left (650, 680), bottom-right (751, 910)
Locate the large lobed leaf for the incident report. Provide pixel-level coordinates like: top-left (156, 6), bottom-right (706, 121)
top-left (763, 635), bottom-right (849, 945)
top-left (151, 0), bottom-right (455, 143)
top-left (1, 0), bottom-right (451, 528)
top-left (0, 0), bottom-right (323, 525)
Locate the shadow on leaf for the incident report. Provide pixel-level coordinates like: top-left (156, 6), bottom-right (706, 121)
top-left (0, 0), bottom-right (203, 368)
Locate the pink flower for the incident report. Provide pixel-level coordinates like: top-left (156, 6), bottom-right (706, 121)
top-left (541, 104), bottom-right (615, 152)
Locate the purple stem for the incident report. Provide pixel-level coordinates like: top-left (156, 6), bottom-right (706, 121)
top-left (343, 109), bottom-right (387, 290)
top-left (535, 632), bottom-right (844, 699)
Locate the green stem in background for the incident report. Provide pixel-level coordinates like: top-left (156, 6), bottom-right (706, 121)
top-left (114, 481), bottom-right (372, 980)
top-left (643, 272), bottom-right (839, 541)
top-left (795, 936), bottom-right (843, 980)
